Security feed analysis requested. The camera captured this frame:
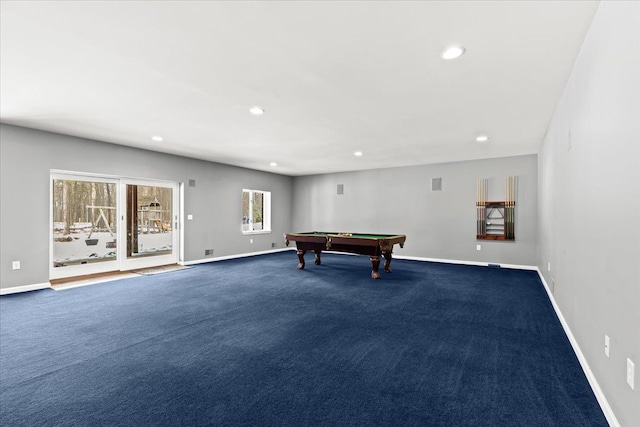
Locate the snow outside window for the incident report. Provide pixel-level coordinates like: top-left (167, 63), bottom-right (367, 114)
top-left (242, 189), bottom-right (271, 234)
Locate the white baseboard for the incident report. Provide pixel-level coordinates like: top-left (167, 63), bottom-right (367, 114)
top-left (0, 250), bottom-right (295, 294)
top-left (536, 269), bottom-right (620, 427)
top-left (184, 248), bottom-right (537, 272)
top-left (395, 255), bottom-right (538, 271)
top-left (0, 282), bottom-right (51, 295)
top-left (186, 250), bottom-right (539, 272)
top-left (182, 247), bottom-right (293, 266)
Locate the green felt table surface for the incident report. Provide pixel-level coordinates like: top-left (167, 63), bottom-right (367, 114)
top-left (291, 232), bottom-right (401, 240)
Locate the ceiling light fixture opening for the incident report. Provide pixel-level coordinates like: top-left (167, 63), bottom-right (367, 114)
top-left (354, 151), bottom-right (363, 157)
top-left (249, 106), bottom-right (264, 115)
top-left (270, 162), bottom-right (277, 167)
top-left (442, 46), bottom-right (465, 60)
top-left (151, 136), bottom-right (163, 142)
top-left (476, 135), bottom-right (489, 143)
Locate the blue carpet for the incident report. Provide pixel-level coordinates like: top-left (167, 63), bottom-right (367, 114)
top-left (0, 252), bottom-right (607, 426)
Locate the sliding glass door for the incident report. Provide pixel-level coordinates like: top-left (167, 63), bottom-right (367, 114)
top-left (50, 173), bottom-right (179, 279)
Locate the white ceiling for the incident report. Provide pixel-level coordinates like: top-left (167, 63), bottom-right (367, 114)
top-left (0, 1), bottom-right (599, 176)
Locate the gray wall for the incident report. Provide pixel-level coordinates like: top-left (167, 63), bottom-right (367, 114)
top-left (293, 155), bottom-right (538, 266)
top-left (0, 124), bottom-right (293, 291)
top-left (538, 1), bottom-right (640, 425)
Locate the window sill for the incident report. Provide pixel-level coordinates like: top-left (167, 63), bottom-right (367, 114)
top-left (242, 230), bottom-right (272, 235)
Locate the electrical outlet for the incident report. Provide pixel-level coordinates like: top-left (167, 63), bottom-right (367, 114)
top-left (476, 244), bottom-right (481, 251)
top-left (187, 214), bottom-right (193, 220)
top-left (547, 262), bottom-right (551, 272)
top-left (250, 239), bottom-right (253, 244)
top-left (12, 261), bottom-right (21, 270)
top-left (627, 358), bottom-right (635, 390)
top-left (604, 335), bottom-right (610, 358)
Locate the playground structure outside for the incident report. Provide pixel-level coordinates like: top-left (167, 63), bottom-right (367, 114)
top-left (53, 230), bottom-right (173, 267)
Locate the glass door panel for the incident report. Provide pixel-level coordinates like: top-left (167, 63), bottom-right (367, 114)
top-left (51, 175), bottom-right (119, 279)
top-left (121, 181), bottom-right (178, 270)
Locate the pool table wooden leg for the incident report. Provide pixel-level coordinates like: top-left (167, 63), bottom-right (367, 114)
top-left (314, 250), bottom-right (322, 265)
top-left (297, 250), bottom-right (306, 269)
top-left (383, 251), bottom-right (392, 273)
top-left (370, 256), bottom-right (381, 279)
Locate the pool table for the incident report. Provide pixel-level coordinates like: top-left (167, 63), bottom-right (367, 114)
top-left (284, 232), bottom-right (406, 279)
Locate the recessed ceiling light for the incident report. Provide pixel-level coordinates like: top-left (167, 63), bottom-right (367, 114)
top-left (476, 135), bottom-right (489, 143)
top-left (249, 106), bottom-right (264, 115)
top-left (151, 136), bottom-right (163, 142)
top-left (270, 162), bottom-right (277, 167)
top-left (442, 46), bottom-right (465, 60)
top-left (354, 151), bottom-right (363, 157)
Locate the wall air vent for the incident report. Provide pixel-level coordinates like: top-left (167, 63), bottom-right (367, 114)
top-left (431, 178), bottom-right (442, 191)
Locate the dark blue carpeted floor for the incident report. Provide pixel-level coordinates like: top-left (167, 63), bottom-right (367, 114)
top-left (1, 252), bottom-right (607, 426)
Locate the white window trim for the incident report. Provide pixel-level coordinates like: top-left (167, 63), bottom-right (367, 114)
top-left (242, 189), bottom-right (272, 235)
top-left (243, 230), bottom-right (272, 235)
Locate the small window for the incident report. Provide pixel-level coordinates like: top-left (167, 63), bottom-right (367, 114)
top-left (242, 189), bottom-right (271, 234)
